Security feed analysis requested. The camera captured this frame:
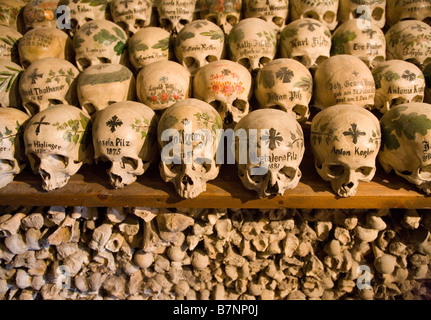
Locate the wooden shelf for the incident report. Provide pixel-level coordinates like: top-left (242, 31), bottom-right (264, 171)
top-left (0, 145), bottom-right (430, 209)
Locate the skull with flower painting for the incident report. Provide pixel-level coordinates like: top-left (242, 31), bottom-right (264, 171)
top-left (289, 0), bottom-right (339, 31)
top-left (93, 101), bottom-right (158, 188)
top-left (0, 26), bottom-right (22, 63)
top-left (0, 0), bottom-right (26, 31)
top-left (379, 102), bottom-right (431, 194)
top-left (19, 57), bottom-right (79, 116)
top-left (0, 108), bottom-right (29, 188)
top-left (136, 60), bottom-right (191, 111)
top-left (197, 0), bottom-right (242, 35)
top-left (73, 19), bottom-right (128, 71)
top-left (313, 55), bottom-right (375, 110)
top-left (338, 0), bottom-right (386, 29)
top-left (385, 20), bottom-right (431, 70)
top-left (23, 0), bottom-right (59, 30)
top-left (372, 60), bottom-right (425, 114)
top-left (228, 18), bottom-right (277, 75)
top-left (244, 0), bottom-right (289, 34)
top-left (331, 19), bottom-right (386, 69)
top-left (193, 59), bottom-right (252, 128)
top-left (157, 0), bottom-right (197, 34)
top-left (110, 0), bottom-right (152, 37)
top-left (157, 98), bottom-right (223, 199)
top-left (310, 104), bottom-right (381, 197)
top-left (174, 19), bottom-right (225, 75)
top-left (255, 58), bottom-right (313, 123)
top-left (0, 60), bottom-right (22, 108)
top-left (234, 109), bottom-right (305, 198)
top-left (279, 18), bottom-right (331, 70)
top-left (23, 104), bottom-right (93, 191)
top-left (387, 0), bottom-right (431, 27)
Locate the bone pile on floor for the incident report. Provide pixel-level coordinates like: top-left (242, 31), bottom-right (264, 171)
top-left (0, 206), bottom-right (430, 300)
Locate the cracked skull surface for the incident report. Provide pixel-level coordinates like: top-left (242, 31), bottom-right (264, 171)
top-left (338, 0), bottom-right (386, 29)
top-left (157, 98), bottom-right (223, 199)
top-left (290, 0), bottom-right (339, 31)
top-left (372, 60), bottom-right (425, 114)
top-left (234, 109), bottom-right (305, 198)
top-left (310, 104), bottom-right (381, 197)
top-left (0, 108), bottom-right (30, 188)
top-left (197, 0), bottom-right (242, 35)
top-left (193, 59), bottom-right (252, 128)
top-left (23, 105), bottom-right (93, 191)
top-left (379, 102), bottom-right (431, 194)
top-left (92, 101), bottom-right (158, 188)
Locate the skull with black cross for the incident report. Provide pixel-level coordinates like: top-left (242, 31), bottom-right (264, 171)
top-left (290, 0), bottom-right (339, 31)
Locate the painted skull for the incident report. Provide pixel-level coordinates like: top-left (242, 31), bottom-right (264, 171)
top-left (174, 19), bottom-right (225, 74)
top-left (234, 109), bottom-right (305, 198)
top-left (23, 104), bottom-right (93, 191)
top-left (110, 0), bottom-right (152, 37)
top-left (280, 18), bottom-right (331, 70)
top-left (0, 0), bottom-right (26, 31)
top-left (19, 57), bottom-right (79, 116)
top-left (379, 102), bottom-right (431, 194)
top-left (313, 55), bottom-right (375, 110)
top-left (331, 19), bottom-right (386, 69)
top-left (0, 108), bottom-right (29, 188)
top-left (137, 60), bottom-right (191, 111)
top-left (193, 59), bottom-right (252, 127)
top-left (424, 63), bottom-right (431, 103)
top-left (93, 101), bottom-right (158, 188)
top-left (385, 20), bottom-right (431, 70)
top-left (18, 27), bottom-right (74, 68)
top-left (228, 17), bottom-right (277, 75)
top-left (373, 60), bottom-right (426, 114)
top-left (0, 26), bottom-right (22, 63)
top-left (0, 60), bottom-right (22, 108)
top-left (197, 0), bottom-right (242, 35)
top-left (244, 0), bottom-right (289, 34)
top-left (23, 0), bottom-right (59, 30)
top-left (77, 64), bottom-right (135, 118)
top-left (157, 98), bottom-right (222, 199)
top-left (157, 0), bottom-right (197, 34)
top-left (290, 0), bottom-right (339, 31)
top-left (387, 0), bottom-right (431, 27)
top-left (310, 104), bottom-right (381, 197)
top-left (129, 27), bottom-right (171, 70)
top-left (338, 0), bottom-right (386, 29)
top-left (255, 58), bottom-right (313, 123)
top-left (73, 19), bottom-right (128, 71)
top-left (57, 0), bottom-right (108, 37)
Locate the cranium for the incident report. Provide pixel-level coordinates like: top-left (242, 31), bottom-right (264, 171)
top-left (310, 104), bottom-right (381, 197)
top-left (0, 108), bottom-right (29, 188)
top-left (338, 0), bottom-right (386, 29)
top-left (313, 55), bottom-right (375, 109)
top-left (77, 64), bottom-right (135, 118)
top-left (110, 0), bottom-right (152, 37)
top-left (331, 18), bottom-right (385, 69)
top-left (385, 20), bottom-right (431, 70)
top-left (228, 17), bottom-right (277, 75)
top-left (0, 0), bottom-right (26, 31)
top-left (424, 63), bottom-right (431, 103)
top-left (255, 58), bottom-right (313, 123)
top-left (0, 60), bottom-right (22, 108)
top-left (23, 104), bottom-right (93, 191)
top-left (280, 18), bottom-right (331, 70)
top-left (93, 101), bottom-right (158, 188)
top-left (136, 60), bottom-right (191, 111)
top-left (157, 98), bottom-right (222, 198)
top-left (157, 0), bottom-right (197, 34)
top-left (0, 26), bottom-right (22, 63)
top-left (379, 102), bottom-right (431, 194)
top-left (387, 0), bottom-right (431, 27)
top-left (73, 19), bottom-right (128, 71)
top-left (18, 27), bottom-right (74, 68)
top-left (23, 0), bottom-right (59, 30)
top-left (197, 0), bottom-right (242, 35)
top-left (129, 27), bottom-right (171, 70)
top-left (244, 0), bottom-right (289, 34)
top-left (19, 57), bottom-right (79, 116)
top-left (290, 0), bottom-right (339, 31)
top-left (174, 19), bottom-right (225, 74)
top-left (373, 60), bottom-right (425, 114)
top-left (57, 0), bottom-right (108, 36)
top-left (234, 109), bottom-right (305, 198)
top-left (193, 59), bottom-right (252, 127)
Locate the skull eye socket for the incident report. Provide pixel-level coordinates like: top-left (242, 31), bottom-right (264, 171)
top-left (303, 11), bottom-right (319, 20)
top-left (205, 55), bottom-right (218, 63)
top-left (238, 57), bottom-right (251, 70)
top-left (315, 56), bottom-right (328, 66)
top-left (160, 18), bottom-right (173, 30)
top-left (184, 56), bottom-right (198, 69)
top-left (327, 164), bottom-right (344, 177)
top-left (405, 58), bottom-right (422, 69)
top-left (248, 167), bottom-right (264, 183)
top-left (205, 15), bottom-right (217, 24)
top-left (0, 160), bottom-right (15, 172)
top-left (97, 57), bottom-right (112, 64)
top-left (292, 105), bottom-right (309, 120)
top-left (209, 100), bottom-right (225, 113)
top-left (355, 166), bottom-right (373, 177)
top-left (24, 102), bottom-right (40, 117)
top-left (227, 15), bottom-right (237, 26)
top-left (281, 166), bottom-right (297, 180)
top-left (134, 19), bottom-right (146, 29)
top-left (412, 95), bottom-right (424, 102)
top-left (121, 157), bottom-right (138, 171)
top-left (419, 165), bottom-right (431, 180)
top-left (179, 19), bottom-right (190, 26)
top-left (21, 60), bottom-right (31, 69)
top-left (47, 154), bottom-right (68, 170)
top-left (232, 99), bottom-right (247, 113)
top-left (323, 11), bottom-right (335, 24)
top-left (259, 57), bottom-right (271, 67)
top-left (293, 55), bottom-right (310, 67)
top-left (167, 162), bottom-right (182, 174)
top-left (372, 7), bottom-right (384, 21)
top-left (272, 16), bottom-right (285, 28)
top-left (48, 99), bottom-right (63, 106)
top-left (78, 58), bottom-right (92, 70)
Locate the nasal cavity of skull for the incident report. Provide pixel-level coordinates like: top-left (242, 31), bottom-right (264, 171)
top-left (293, 55), bottom-right (311, 68)
top-left (355, 166), bottom-right (373, 177)
top-left (0, 160), bottom-right (14, 172)
top-left (323, 11), bottom-right (335, 23)
top-left (24, 102), bottom-right (40, 117)
top-left (327, 164), bottom-right (344, 178)
top-left (238, 57), bottom-right (251, 70)
top-left (121, 157), bottom-right (138, 171)
top-left (406, 58), bottom-right (422, 69)
top-left (182, 174), bottom-right (193, 186)
top-left (78, 58), bottom-right (92, 70)
top-left (184, 57), bottom-right (198, 70)
top-left (97, 57), bottom-right (112, 64)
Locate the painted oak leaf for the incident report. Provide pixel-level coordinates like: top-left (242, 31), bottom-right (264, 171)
top-left (93, 29), bottom-right (118, 45)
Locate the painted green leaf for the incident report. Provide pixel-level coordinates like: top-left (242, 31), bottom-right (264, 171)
top-left (151, 37), bottom-right (169, 51)
top-left (141, 131), bottom-right (147, 139)
top-left (113, 27), bottom-right (126, 40)
top-left (94, 29), bottom-right (118, 45)
top-left (259, 70), bottom-right (275, 89)
top-left (200, 30), bottom-right (224, 42)
top-left (179, 31), bottom-right (195, 42)
top-left (215, 116), bottom-right (222, 129)
top-left (74, 35), bottom-right (85, 49)
top-left (164, 115), bottom-right (178, 128)
top-left (230, 28), bottom-right (244, 43)
top-left (281, 28), bottom-right (298, 39)
top-left (114, 41), bottom-right (126, 56)
top-left (331, 31), bottom-right (357, 55)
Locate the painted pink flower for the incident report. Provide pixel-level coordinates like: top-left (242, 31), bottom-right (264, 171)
top-left (212, 84), bottom-right (220, 92)
top-left (161, 92), bottom-right (169, 101)
top-left (173, 92), bottom-right (180, 100)
top-left (150, 95), bottom-right (157, 102)
top-left (222, 84), bottom-right (233, 96)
